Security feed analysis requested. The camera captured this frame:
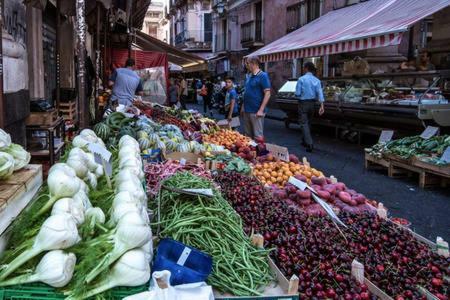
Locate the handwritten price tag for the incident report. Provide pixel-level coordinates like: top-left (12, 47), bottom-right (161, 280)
top-left (266, 143), bottom-right (289, 162)
top-left (378, 130), bottom-right (394, 143)
top-left (420, 126), bottom-right (439, 139)
top-left (441, 146), bottom-right (450, 163)
top-left (288, 176), bottom-right (308, 191)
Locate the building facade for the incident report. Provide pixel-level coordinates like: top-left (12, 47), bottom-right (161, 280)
top-left (168, 0), bottom-right (213, 60)
top-left (210, 0), bottom-right (440, 95)
top-left (142, 0), bottom-right (171, 43)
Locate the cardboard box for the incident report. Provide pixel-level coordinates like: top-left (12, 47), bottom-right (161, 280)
top-left (164, 152), bottom-right (203, 165)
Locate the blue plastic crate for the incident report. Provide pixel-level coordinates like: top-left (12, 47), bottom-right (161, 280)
top-left (153, 238), bottom-right (213, 286)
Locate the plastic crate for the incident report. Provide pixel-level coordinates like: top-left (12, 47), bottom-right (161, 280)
top-left (0, 282), bottom-right (148, 299)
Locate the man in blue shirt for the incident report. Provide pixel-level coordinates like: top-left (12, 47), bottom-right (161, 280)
top-left (243, 56), bottom-right (271, 139)
top-left (109, 58), bottom-right (143, 106)
top-left (295, 62), bottom-right (325, 152)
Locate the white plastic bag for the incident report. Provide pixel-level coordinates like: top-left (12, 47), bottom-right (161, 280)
top-left (124, 270), bottom-right (214, 300)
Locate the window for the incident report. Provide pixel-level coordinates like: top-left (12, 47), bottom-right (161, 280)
top-left (286, 3), bottom-right (301, 33)
top-left (306, 0), bottom-right (320, 23)
top-left (202, 0), bottom-right (211, 10)
top-left (286, 0), bottom-right (320, 32)
top-left (187, 0), bottom-right (195, 10)
top-left (148, 25), bottom-right (158, 37)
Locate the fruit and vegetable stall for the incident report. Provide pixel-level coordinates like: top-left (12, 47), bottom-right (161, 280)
top-left (0, 103), bottom-right (448, 300)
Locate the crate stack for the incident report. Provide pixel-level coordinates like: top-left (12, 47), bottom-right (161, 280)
top-left (59, 101), bottom-right (77, 123)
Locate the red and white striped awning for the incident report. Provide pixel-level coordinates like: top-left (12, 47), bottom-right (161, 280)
top-left (248, 0), bottom-right (450, 63)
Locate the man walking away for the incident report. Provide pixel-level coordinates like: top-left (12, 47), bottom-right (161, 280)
top-left (224, 77), bottom-right (239, 128)
top-left (295, 62), bottom-right (325, 153)
top-left (242, 56), bottom-right (271, 139)
top-left (109, 58), bottom-right (143, 106)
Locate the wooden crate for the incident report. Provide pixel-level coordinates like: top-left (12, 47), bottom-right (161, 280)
top-left (59, 101), bottom-right (77, 121)
top-left (0, 165), bottom-right (43, 235)
top-left (388, 160), bottom-right (448, 188)
top-left (364, 153), bottom-right (390, 171)
top-left (25, 110), bottom-right (58, 126)
top-left (411, 157), bottom-right (450, 177)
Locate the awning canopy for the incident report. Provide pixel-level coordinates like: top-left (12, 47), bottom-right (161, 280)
top-left (248, 0), bottom-right (450, 62)
top-left (134, 31), bottom-right (206, 71)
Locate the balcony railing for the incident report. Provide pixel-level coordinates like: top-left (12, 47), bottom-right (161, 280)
top-left (240, 20), bottom-right (263, 44)
top-left (215, 34), bottom-right (227, 52)
top-left (175, 30), bottom-right (213, 47)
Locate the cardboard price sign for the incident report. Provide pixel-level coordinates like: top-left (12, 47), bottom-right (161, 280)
top-left (288, 176), bottom-right (308, 191)
top-left (217, 117), bottom-right (240, 127)
top-left (266, 143), bottom-right (289, 162)
top-left (87, 143), bottom-right (112, 176)
top-left (378, 130), bottom-right (394, 143)
top-left (441, 146), bottom-right (450, 163)
top-left (420, 126), bottom-right (439, 139)
top-left (311, 193), bottom-right (346, 227)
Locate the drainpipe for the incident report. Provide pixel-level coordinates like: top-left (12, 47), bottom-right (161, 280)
top-left (76, 0), bottom-right (88, 127)
top-left (55, 0), bottom-right (60, 110)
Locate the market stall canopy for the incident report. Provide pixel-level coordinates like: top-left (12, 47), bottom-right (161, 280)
top-left (247, 0), bottom-right (450, 62)
top-left (134, 31), bottom-right (206, 72)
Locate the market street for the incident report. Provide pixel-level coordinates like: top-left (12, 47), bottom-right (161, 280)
top-left (192, 104), bottom-right (450, 241)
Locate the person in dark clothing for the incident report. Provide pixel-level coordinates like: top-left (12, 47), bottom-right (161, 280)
top-left (205, 78), bottom-right (214, 116)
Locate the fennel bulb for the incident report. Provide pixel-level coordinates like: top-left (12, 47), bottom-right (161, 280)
top-left (86, 207), bottom-right (105, 225)
top-left (119, 157), bottom-right (142, 169)
top-left (73, 190), bottom-right (92, 210)
top-left (0, 152), bottom-right (15, 179)
top-left (116, 180), bottom-right (146, 204)
top-left (79, 129), bottom-right (98, 143)
top-left (51, 198), bottom-right (85, 226)
top-left (85, 211), bottom-right (151, 283)
top-left (120, 166), bottom-right (144, 181)
top-left (86, 172), bottom-right (97, 189)
top-left (119, 135), bottom-right (139, 149)
top-left (94, 165), bottom-right (104, 178)
top-left (0, 213), bottom-right (80, 280)
top-left (0, 250), bottom-right (76, 287)
top-left (115, 170), bottom-right (141, 187)
top-left (109, 202), bottom-right (142, 226)
top-left (85, 152), bottom-right (99, 172)
top-left (118, 149), bottom-right (140, 162)
top-left (78, 178), bottom-right (89, 193)
top-left (4, 143), bottom-right (30, 171)
top-left (75, 249), bottom-right (150, 299)
top-left (37, 167), bottom-right (80, 216)
top-left (0, 129), bottom-right (11, 149)
top-left (72, 135), bottom-right (90, 148)
top-left (67, 156), bottom-right (89, 179)
top-left (49, 163), bottom-right (76, 177)
top-left (140, 240), bottom-right (153, 263)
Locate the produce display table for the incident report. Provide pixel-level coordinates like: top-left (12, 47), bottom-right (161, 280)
top-left (365, 153), bottom-right (450, 188)
top-left (0, 164), bottom-right (43, 236)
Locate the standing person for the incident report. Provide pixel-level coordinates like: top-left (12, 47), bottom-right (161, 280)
top-left (168, 77), bottom-right (179, 106)
top-left (199, 79), bottom-right (211, 114)
top-left (191, 79), bottom-right (198, 103)
top-left (206, 78), bottom-right (214, 117)
top-left (242, 56), bottom-right (271, 139)
top-left (417, 50), bottom-right (435, 71)
top-left (109, 58), bottom-right (144, 106)
top-left (224, 77), bottom-right (239, 128)
top-left (178, 76), bottom-right (188, 109)
top-left (295, 62), bottom-right (325, 153)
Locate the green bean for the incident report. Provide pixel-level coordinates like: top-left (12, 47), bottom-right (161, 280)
top-left (151, 172), bottom-right (270, 296)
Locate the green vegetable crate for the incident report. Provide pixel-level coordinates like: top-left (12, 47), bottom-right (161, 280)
top-left (0, 283), bottom-right (148, 299)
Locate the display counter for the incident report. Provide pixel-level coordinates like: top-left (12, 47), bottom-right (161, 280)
top-left (276, 70), bottom-right (450, 134)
